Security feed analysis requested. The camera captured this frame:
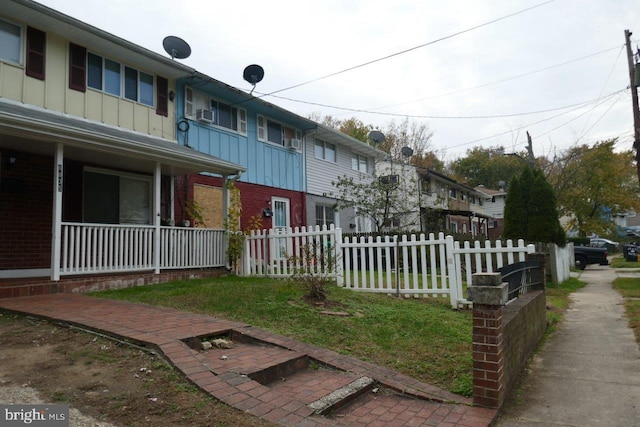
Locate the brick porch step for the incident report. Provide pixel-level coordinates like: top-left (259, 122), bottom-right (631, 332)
top-left (197, 339), bottom-right (309, 383)
top-left (187, 332), bottom-right (378, 416)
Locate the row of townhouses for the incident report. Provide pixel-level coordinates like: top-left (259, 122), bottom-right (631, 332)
top-left (0, 0), bottom-right (504, 295)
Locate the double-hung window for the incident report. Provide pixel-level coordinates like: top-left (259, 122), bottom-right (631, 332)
top-left (0, 20), bottom-right (46, 80)
top-left (211, 99), bottom-right (246, 133)
top-left (257, 115), bottom-right (301, 147)
top-left (0, 18), bottom-right (21, 64)
top-left (314, 139), bottom-right (336, 162)
top-left (351, 153), bottom-right (368, 173)
top-left (315, 205), bottom-right (335, 227)
top-left (84, 51), bottom-right (154, 106)
top-left (185, 87), bottom-right (247, 135)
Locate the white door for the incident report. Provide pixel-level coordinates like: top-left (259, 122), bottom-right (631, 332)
top-left (272, 197), bottom-right (291, 259)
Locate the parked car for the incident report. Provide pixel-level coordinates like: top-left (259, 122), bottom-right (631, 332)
top-left (590, 238), bottom-right (619, 252)
top-left (574, 245), bottom-right (609, 270)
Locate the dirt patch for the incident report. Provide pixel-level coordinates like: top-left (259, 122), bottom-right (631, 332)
top-left (0, 313), bottom-right (274, 427)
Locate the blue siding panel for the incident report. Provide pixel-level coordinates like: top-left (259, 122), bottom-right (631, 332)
top-left (175, 79), bottom-right (305, 191)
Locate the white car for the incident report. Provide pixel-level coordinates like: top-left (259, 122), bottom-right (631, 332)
top-left (590, 238), bottom-right (619, 248)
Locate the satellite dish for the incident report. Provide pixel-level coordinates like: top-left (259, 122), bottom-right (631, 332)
top-left (368, 131), bottom-right (385, 145)
top-left (243, 64), bottom-right (264, 94)
top-left (163, 36), bottom-right (191, 60)
top-left (243, 64), bottom-right (264, 85)
top-left (401, 146), bottom-right (414, 158)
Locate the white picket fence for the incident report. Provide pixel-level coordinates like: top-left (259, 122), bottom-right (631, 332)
top-left (243, 226), bottom-right (343, 279)
top-left (243, 226), bottom-right (535, 308)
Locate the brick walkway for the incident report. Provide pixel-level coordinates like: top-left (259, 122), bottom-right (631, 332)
top-left (0, 294), bottom-right (497, 426)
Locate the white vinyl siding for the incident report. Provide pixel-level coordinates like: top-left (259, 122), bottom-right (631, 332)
top-left (306, 138), bottom-right (374, 197)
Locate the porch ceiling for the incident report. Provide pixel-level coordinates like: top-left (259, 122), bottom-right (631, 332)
top-left (0, 99), bottom-right (245, 177)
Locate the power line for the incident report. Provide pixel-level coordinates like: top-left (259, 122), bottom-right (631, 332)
top-left (577, 45), bottom-right (625, 138)
top-left (367, 46), bottom-right (624, 111)
top-left (432, 92), bottom-right (624, 153)
top-left (258, 88), bottom-right (624, 120)
top-left (256, 0), bottom-right (555, 99)
top-left (255, 46), bottom-right (623, 119)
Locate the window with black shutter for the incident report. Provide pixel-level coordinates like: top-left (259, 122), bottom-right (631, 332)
top-left (156, 76), bottom-right (168, 116)
top-left (26, 26), bottom-right (45, 80)
top-left (69, 43), bottom-right (86, 92)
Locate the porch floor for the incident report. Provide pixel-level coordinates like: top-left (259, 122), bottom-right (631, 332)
top-left (0, 294), bottom-right (497, 426)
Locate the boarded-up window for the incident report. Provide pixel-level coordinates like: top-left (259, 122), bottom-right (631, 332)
top-left (193, 184), bottom-right (223, 228)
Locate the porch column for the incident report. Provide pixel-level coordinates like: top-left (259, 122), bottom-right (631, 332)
top-left (50, 143), bottom-right (64, 280)
top-left (154, 162), bottom-right (161, 274)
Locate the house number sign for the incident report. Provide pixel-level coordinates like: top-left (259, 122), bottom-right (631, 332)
top-left (57, 164), bottom-right (63, 192)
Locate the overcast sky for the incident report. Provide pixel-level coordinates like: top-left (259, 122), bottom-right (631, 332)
top-left (36, 0), bottom-right (639, 161)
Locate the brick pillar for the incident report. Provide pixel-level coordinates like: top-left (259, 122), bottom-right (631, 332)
top-left (527, 252), bottom-right (547, 288)
top-left (468, 273), bottom-right (508, 408)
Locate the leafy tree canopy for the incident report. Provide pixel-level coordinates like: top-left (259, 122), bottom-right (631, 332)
top-left (449, 146), bottom-right (527, 188)
top-left (309, 114), bottom-right (443, 171)
top-left (546, 139), bottom-right (640, 237)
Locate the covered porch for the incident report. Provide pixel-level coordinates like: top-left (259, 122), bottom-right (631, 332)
top-left (0, 99), bottom-right (244, 292)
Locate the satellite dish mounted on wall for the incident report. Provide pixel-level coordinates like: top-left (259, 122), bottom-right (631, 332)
top-left (163, 36), bottom-right (192, 60)
top-left (243, 64), bottom-right (264, 95)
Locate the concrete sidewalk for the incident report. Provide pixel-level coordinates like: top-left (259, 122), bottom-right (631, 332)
top-left (496, 264), bottom-right (640, 426)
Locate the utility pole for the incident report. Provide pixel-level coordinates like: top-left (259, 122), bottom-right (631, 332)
top-left (625, 29), bottom-right (640, 183)
top-left (526, 131), bottom-right (535, 168)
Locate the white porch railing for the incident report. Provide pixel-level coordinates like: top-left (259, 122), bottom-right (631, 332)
top-left (243, 227), bottom-right (536, 308)
top-left (60, 222), bottom-right (226, 275)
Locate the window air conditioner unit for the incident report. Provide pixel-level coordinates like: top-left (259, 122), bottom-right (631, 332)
top-left (196, 109), bottom-right (213, 123)
top-left (287, 138), bottom-right (301, 150)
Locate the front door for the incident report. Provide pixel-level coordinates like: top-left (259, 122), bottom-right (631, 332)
top-left (271, 197), bottom-right (290, 260)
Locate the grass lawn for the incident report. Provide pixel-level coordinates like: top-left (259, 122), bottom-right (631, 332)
top-left (93, 274), bottom-right (588, 398)
top-left (613, 276), bottom-right (640, 344)
top-left (610, 256), bottom-right (640, 269)
top-left (93, 276), bottom-right (474, 396)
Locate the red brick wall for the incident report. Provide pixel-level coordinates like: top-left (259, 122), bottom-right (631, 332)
top-left (0, 151), bottom-right (53, 269)
top-left (502, 291), bottom-right (546, 399)
top-left (472, 290), bottom-right (546, 408)
top-left (0, 269), bottom-right (226, 298)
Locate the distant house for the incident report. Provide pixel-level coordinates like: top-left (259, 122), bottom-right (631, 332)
top-left (474, 185), bottom-right (506, 239)
top-left (0, 0), bottom-right (244, 295)
top-left (419, 170), bottom-right (492, 236)
top-left (375, 162), bottom-right (495, 235)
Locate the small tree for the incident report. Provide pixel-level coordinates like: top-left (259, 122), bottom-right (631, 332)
top-left (331, 171), bottom-right (420, 231)
top-left (504, 167), bottom-right (565, 246)
top-left (288, 241), bottom-right (338, 302)
top-left (224, 181), bottom-right (243, 272)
